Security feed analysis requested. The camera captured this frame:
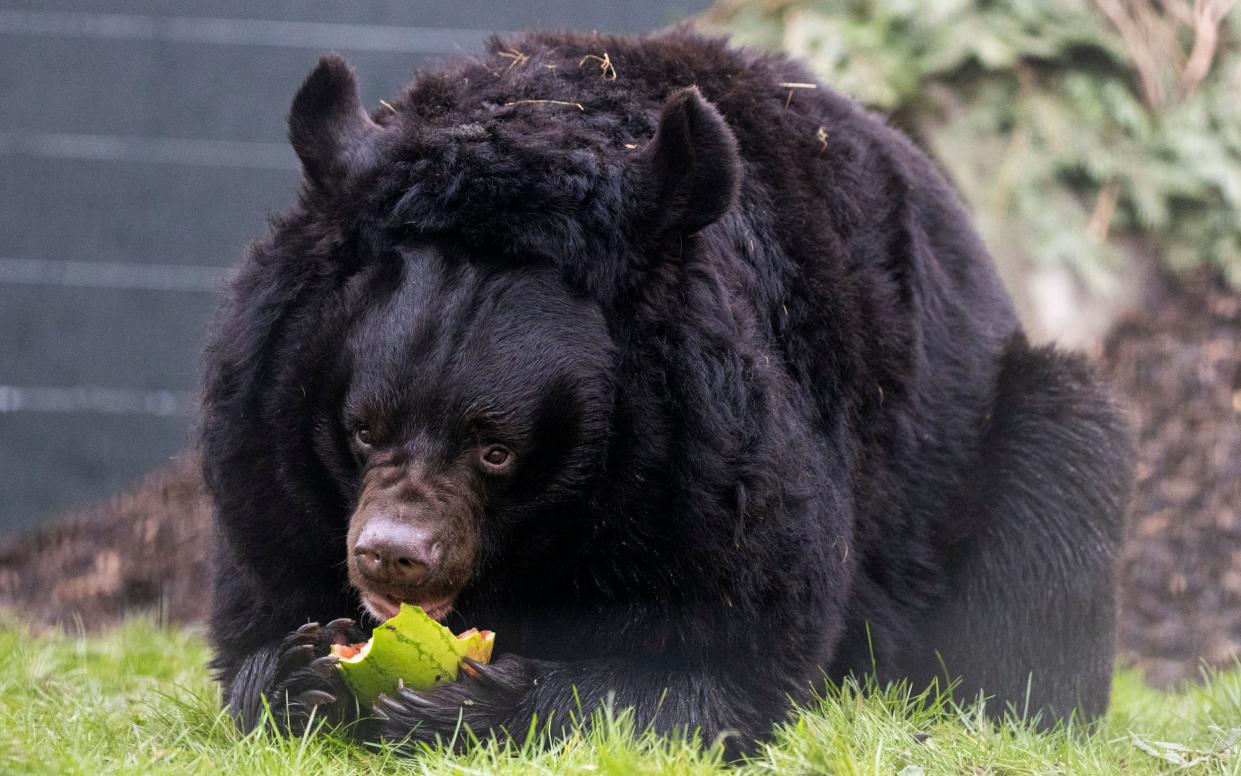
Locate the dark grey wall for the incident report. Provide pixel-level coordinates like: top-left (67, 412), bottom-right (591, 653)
top-left (0, 1), bottom-right (709, 535)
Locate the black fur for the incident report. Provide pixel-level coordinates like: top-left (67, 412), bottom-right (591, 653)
top-left (201, 29), bottom-right (1132, 756)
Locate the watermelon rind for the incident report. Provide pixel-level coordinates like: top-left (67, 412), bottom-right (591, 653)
top-left (336, 603), bottom-right (495, 705)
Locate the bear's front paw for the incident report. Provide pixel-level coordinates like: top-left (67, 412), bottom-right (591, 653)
top-left (369, 654), bottom-right (537, 750)
top-left (261, 618), bottom-right (367, 735)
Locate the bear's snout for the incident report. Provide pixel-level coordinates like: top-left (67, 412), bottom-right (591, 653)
top-left (345, 460), bottom-right (480, 621)
top-left (352, 518), bottom-right (442, 587)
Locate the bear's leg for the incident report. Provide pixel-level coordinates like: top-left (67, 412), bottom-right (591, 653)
top-left (211, 561), bottom-right (370, 736)
top-left (224, 617), bottom-right (369, 735)
top-left (365, 653), bottom-right (800, 758)
top-left (894, 338), bottom-right (1132, 724)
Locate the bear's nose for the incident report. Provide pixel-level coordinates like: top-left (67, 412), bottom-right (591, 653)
top-left (352, 518), bottom-right (441, 587)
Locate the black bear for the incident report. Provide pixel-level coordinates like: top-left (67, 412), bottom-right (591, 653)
top-left (201, 30), bottom-right (1132, 754)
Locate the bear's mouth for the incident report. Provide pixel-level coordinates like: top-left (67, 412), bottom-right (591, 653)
top-left (360, 591), bottom-right (455, 623)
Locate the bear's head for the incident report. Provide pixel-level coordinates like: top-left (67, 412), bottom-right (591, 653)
top-left (334, 250), bottom-right (615, 621)
top-left (271, 54), bottom-right (745, 621)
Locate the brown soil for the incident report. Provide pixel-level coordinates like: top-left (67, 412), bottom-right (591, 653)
top-left (0, 454), bottom-right (212, 630)
top-left (1102, 272), bottom-right (1241, 686)
top-left (1, 274), bottom-right (1238, 687)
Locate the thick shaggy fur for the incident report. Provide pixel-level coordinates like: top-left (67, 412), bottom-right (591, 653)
top-left (202, 30), bottom-right (1132, 754)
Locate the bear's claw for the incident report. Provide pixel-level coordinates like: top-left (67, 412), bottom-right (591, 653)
top-left (298, 689), bottom-right (337, 706)
top-left (368, 654), bottom-right (539, 750)
top-left (251, 620), bottom-right (367, 735)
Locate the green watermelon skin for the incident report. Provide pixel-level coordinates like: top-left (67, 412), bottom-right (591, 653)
top-left (336, 604), bottom-right (495, 705)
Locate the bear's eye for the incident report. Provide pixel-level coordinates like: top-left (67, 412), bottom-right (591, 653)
top-left (354, 427), bottom-right (373, 449)
top-left (480, 445), bottom-right (513, 470)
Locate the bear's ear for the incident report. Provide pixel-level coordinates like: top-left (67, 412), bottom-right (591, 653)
top-left (631, 87), bottom-right (741, 237)
top-left (288, 54), bottom-right (382, 191)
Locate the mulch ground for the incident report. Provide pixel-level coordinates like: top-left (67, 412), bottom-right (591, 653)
top-left (0, 454), bottom-right (212, 630)
top-left (2, 272), bottom-right (1238, 686)
top-left (1102, 272), bottom-right (1241, 686)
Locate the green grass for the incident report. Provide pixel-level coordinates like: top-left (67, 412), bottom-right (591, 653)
top-left (1, 618), bottom-right (1238, 774)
